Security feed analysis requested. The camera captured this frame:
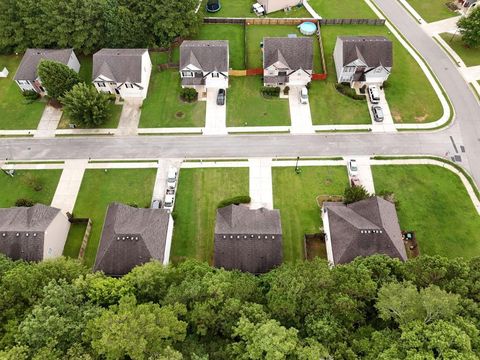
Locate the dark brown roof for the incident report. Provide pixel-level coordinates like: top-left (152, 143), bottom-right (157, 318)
top-left (215, 204), bottom-right (282, 235)
top-left (92, 49), bottom-right (148, 83)
top-left (94, 203), bottom-right (171, 276)
top-left (338, 36), bottom-right (393, 68)
top-left (0, 204), bottom-right (61, 261)
top-left (14, 49), bottom-right (75, 81)
top-left (180, 41), bottom-right (229, 72)
top-left (324, 197), bottom-right (406, 264)
top-left (263, 37), bottom-right (313, 71)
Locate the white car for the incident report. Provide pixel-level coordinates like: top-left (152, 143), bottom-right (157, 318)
top-left (300, 87), bottom-right (309, 104)
top-left (368, 85), bottom-right (380, 104)
top-left (167, 167), bottom-right (178, 189)
top-left (163, 195), bottom-right (175, 212)
top-left (348, 159), bottom-right (358, 177)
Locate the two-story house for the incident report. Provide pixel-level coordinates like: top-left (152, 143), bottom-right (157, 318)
top-left (92, 49), bottom-right (152, 100)
top-left (333, 36), bottom-right (393, 86)
top-left (263, 37), bottom-right (313, 88)
top-left (179, 40), bottom-right (229, 98)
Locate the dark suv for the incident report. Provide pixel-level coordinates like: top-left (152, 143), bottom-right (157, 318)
top-left (217, 89), bottom-right (226, 106)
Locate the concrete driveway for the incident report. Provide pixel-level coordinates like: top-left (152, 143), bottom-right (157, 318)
top-left (346, 156), bottom-right (376, 194)
top-left (288, 86), bottom-right (314, 134)
top-left (367, 86), bottom-right (396, 133)
top-left (204, 88), bottom-right (227, 135)
top-left (116, 99), bottom-right (140, 136)
top-left (35, 105), bottom-right (62, 138)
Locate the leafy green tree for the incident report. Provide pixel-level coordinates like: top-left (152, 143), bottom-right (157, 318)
top-left (61, 83), bottom-right (111, 127)
top-left (343, 185), bottom-right (370, 204)
top-left (37, 60), bottom-right (80, 100)
top-left (75, 273), bottom-right (133, 306)
top-left (458, 7), bottom-right (480, 48)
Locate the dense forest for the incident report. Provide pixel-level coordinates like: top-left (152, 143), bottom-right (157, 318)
top-left (0, 254), bottom-right (479, 359)
top-left (0, 0), bottom-right (201, 54)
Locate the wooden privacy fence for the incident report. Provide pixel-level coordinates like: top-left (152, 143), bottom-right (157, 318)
top-left (204, 17), bottom-right (385, 26)
top-left (70, 218), bottom-right (93, 261)
top-left (246, 68), bottom-right (263, 76)
top-left (319, 18), bottom-right (386, 25)
top-left (229, 69), bottom-right (247, 76)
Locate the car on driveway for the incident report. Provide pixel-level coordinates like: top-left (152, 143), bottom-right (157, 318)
top-left (348, 159), bottom-right (358, 177)
top-left (372, 105), bottom-right (384, 122)
top-left (164, 195), bottom-right (175, 212)
top-left (368, 85), bottom-right (380, 104)
top-left (167, 167), bottom-right (178, 189)
top-left (217, 89), bottom-right (226, 106)
top-left (300, 87), bottom-right (308, 104)
top-left (151, 199), bottom-right (162, 209)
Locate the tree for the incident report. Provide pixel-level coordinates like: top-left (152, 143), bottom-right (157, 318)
top-left (343, 185), bottom-right (370, 204)
top-left (61, 83), bottom-right (111, 127)
top-left (458, 8), bottom-right (480, 48)
top-left (37, 60), bottom-right (80, 100)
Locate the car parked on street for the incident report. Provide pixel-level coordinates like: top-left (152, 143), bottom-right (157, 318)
top-left (348, 159), bottom-right (358, 177)
top-left (372, 105), bottom-right (384, 122)
top-left (368, 85), bottom-right (380, 104)
top-left (217, 89), bottom-right (226, 106)
top-left (300, 87), bottom-right (309, 104)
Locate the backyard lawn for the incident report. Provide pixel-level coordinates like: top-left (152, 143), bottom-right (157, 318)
top-left (0, 55), bottom-right (45, 130)
top-left (308, 0), bottom-right (377, 18)
top-left (440, 33), bottom-right (480, 67)
top-left (57, 102), bottom-right (123, 129)
top-left (63, 169), bottom-right (156, 267)
top-left (201, 0), bottom-right (311, 18)
top-left (63, 223), bottom-right (87, 259)
top-left (227, 76), bottom-right (290, 126)
top-left (77, 55), bottom-right (93, 83)
top-left (196, 24), bottom-right (246, 69)
top-left (139, 69), bottom-right (206, 128)
top-left (372, 165), bottom-right (480, 259)
top-left (404, 0), bottom-right (458, 22)
top-left (272, 166), bottom-right (348, 261)
top-left (320, 25), bottom-right (443, 123)
top-left (0, 170), bottom-right (62, 207)
top-left (171, 168), bottom-right (249, 264)
top-left (246, 25), bottom-right (323, 72)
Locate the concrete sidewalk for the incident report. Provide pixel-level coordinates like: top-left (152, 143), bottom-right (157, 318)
top-left (50, 159), bottom-right (88, 213)
top-left (116, 100), bottom-right (138, 136)
top-left (422, 16), bottom-right (461, 35)
top-left (249, 158), bottom-right (273, 209)
top-left (288, 86), bottom-right (315, 134)
top-left (204, 88), bottom-right (227, 135)
top-left (35, 105), bottom-right (62, 138)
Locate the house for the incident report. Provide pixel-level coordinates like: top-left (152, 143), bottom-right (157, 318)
top-left (93, 203), bottom-right (174, 276)
top-left (0, 204), bottom-right (70, 261)
top-left (179, 40), bottom-right (229, 98)
top-left (263, 37), bottom-right (313, 88)
top-left (13, 49), bottom-right (80, 94)
top-left (333, 36), bottom-right (393, 86)
top-left (257, 0), bottom-right (302, 14)
top-left (322, 196), bottom-right (407, 265)
top-left (214, 204), bottom-right (282, 274)
top-left (92, 49), bottom-right (152, 100)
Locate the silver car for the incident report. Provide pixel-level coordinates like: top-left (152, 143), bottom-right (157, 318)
top-left (372, 106), bottom-right (384, 122)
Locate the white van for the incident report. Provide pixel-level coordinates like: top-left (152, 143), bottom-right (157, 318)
top-left (368, 85), bottom-right (380, 104)
top-left (167, 167), bottom-right (178, 189)
top-left (164, 195), bottom-right (175, 212)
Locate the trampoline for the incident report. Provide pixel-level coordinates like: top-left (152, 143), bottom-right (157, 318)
top-left (206, 0), bottom-right (221, 12)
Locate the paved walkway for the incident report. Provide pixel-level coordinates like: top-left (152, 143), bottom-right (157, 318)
top-left (35, 105), bottom-right (62, 138)
top-left (116, 100), bottom-right (139, 136)
top-left (50, 159), bottom-right (88, 213)
top-left (460, 65), bottom-right (480, 82)
top-left (151, 159), bottom-right (182, 203)
top-left (422, 16), bottom-right (461, 35)
top-left (288, 86), bottom-right (315, 134)
top-left (204, 88), bottom-right (227, 135)
top-left (249, 158), bottom-right (273, 209)
top-left (346, 156), bottom-right (376, 194)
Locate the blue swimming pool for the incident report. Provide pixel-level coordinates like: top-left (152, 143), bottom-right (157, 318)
top-left (299, 22), bottom-right (317, 36)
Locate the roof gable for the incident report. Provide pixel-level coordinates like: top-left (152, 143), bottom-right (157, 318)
top-left (14, 48), bottom-right (75, 81)
top-left (263, 37), bottom-right (313, 71)
top-left (215, 205), bottom-right (282, 235)
top-left (338, 36), bottom-right (393, 68)
top-left (92, 49), bottom-right (148, 83)
top-left (180, 41), bottom-right (229, 73)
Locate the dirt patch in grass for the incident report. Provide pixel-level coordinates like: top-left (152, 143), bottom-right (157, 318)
top-left (175, 111), bottom-right (185, 118)
top-left (415, 114), bottom-right (428, 122)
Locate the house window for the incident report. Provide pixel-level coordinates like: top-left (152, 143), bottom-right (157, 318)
top-left (125, 83), bottom-right (134, 88)
top-left (278, 71), bottom-right (287, 76)
top-left (17, 80), bottom-right (29, 85)
top-left (97, 82), bottom-right (106, 87)
top-left (182, 71), bottom-right (194, 78)
top-left (212, 72), bottom-right (219, 78)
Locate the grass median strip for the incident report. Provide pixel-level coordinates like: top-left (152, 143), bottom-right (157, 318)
top-left (439, 33), bottom-right (480, 67)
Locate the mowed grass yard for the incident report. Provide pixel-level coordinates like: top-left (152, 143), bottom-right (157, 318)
top-left (308, 0), bottom-right (376, 18)
top-left (373, 165), bottom-right (480, 259)
top-left (227, 76), bottom-right (290, 126)
top-left (63, 169), bottom-right (156, 267)
top-left (404, 0), bottom-right (458, 22)
top-left (273, 166), bottom-right (348, 261)
top-left (171, 168), bottom-right (249, 264)
top-left (0, 55), bottom-right (45, 130)
top-left (0, 170), bottom-right (62, 207)
top-left (139, 69), bottom-right (206, 128)
top-left (201, 0), bottom-right (311, 18)
top-left (320, 25), bottom-right (443, 123)
top-left (440, 33), bottom-right (480, 67)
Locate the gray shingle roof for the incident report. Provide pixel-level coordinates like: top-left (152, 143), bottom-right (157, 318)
top-left (14, 49), bottom-right (75, 81)
top-left (263, 37), bottom-right (313, 71)
top-left (338, 36), bottom-right (393, 68)
top-left (0, 204), bottom-right (61, 261)
top-left (215, 204), bottom-right (282, 235)
top-left (324, 197), bottom-right (406, 264)
top-left (94, 203), bottom-right (170, 276)
top-left (92, 49), bottom-right (148, 83)
top-left (180, 41), bottom-right (229, 72)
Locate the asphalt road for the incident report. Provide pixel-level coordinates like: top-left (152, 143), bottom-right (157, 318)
top-left (1, 0), bottom-right (480, 184)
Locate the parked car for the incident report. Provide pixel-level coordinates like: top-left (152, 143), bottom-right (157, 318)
top-left (167, 167), bottom-right (178, 189)
top-left (151, 199), bottom-right (162, 209)
top-left (164, 195), bottom-right (175, 212)
top-left (348, 159), bottom-right (358, 177)
top-left (300, 87), bottom-right (309, 104)
top-left (372, 105), bottom-right (384, 122)
top-left (217, 89), bottom-right (226, 106)
top-left (368, 85), bottom-right (380, 104)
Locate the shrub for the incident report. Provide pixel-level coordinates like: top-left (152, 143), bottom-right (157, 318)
top-left (344, 186), bottom-right (370, 205)
top-left (377, 190), bottom-right (401, 210)
top-left (217, 195), bottom-right (251, 209)
top-left (127, 203), bottom-right (138, 208)
top-left (37, 60), bottom-right (81, 100)
top-left (22, 90), bottom-right (40, 102)
top-left (22, 173), bottom-right (43, 192)
top-left (305, 82), bottom-right (311, 90)
top-left (283, 86), bottom-right (290, 95)
top-left (335, 83), bottom-right (365, 101)
top-left (260, 86), bottom-right (280, 98)
top-left (180, 88), bottom-right (198, 102)
top-left (15, 198), bottom-right (34, 207)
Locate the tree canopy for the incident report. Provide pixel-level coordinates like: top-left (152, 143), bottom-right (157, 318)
top-left (458, 7), bottom-right (480, 48)
top-left (37, 60), bottom-right (80, 100)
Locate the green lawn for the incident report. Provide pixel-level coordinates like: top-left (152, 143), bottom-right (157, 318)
top-left (308, 0), bottom-right (377, 18)
top-left (0, 55), bottom-right (45, 130)
top-left (440, 33), bottom-right (480, 67)
top-left (0, 170), bottom-right (62, 207)
top-left (320, 25), bottom-right (443, 123)
top-left (139, 69), bottom-right (206, 128)
top-left (372, 165), bottom-right (480, 259)
top-left (227, 76), bottom-right (290, 126)
top-left (57, 102), bottom-right (123, 129)
top-left (246, 25), bottom-right (323, 72)
top-left (196, 24), bottom-right (246, 70)
top-left (64, 169), bottom-right (156, 267)
top-left (201, 0), bottom-right (311, 18)
top-left (77, 55), bottom-right (93, 83)
top-left (171, 168), bottom-right (249, 264)
top-left (404, 0), bottom-right (458, 22)
top-left (272, 166), bottom-right (349, 261)
top-left (63, 223), bottom-right (87, 259)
